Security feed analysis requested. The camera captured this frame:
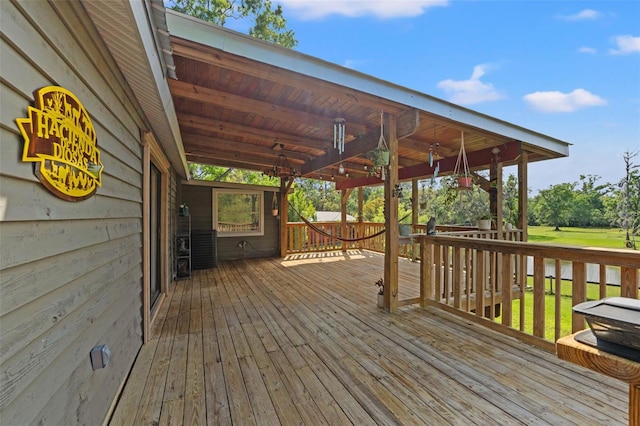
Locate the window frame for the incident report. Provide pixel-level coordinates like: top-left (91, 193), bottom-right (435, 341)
top-left (212, 188), bottom-right (264, 237)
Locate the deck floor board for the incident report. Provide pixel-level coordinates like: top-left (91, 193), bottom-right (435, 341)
top-left (111, 251), bottom-right (627, 425)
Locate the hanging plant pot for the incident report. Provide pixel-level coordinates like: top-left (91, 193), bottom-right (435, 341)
top-left (457, 176), bottom-right (473, 188)
top-left (271, 191), bottom-right (279, 216)
top-left (379, 149), bottom-right (390, 165)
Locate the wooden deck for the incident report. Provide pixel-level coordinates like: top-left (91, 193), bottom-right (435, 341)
top-left (110, 250), bottom-right (628, 425)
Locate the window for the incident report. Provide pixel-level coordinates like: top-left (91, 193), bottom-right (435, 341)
top-left (213, 189), bottom-right (264, 237)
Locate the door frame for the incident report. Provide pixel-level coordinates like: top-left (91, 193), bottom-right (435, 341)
top-left (142, 132), bottom-right (170, 343)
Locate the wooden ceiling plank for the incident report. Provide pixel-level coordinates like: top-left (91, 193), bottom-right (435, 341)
top-left (171, 38), bottom-right (407, 115)
top-left (182, 133), bottom-right (317, 160)
top-left (177, 112), bottom-right (329, 151)
top-left (169, 79), bottom-right (369, 135)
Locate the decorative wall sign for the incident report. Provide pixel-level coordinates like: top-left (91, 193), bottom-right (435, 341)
top-left (16, 86), bottom-right (103, 201)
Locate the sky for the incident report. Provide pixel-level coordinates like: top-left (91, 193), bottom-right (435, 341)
top-left (226, 0), bottom-right (640, 194)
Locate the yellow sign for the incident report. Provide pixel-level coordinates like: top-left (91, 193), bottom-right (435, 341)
top-left (16, 86), bottom-right (103, 201)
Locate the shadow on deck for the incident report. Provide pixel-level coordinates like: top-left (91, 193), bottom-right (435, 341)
top-left (110, 250), bottom-right (628, 425)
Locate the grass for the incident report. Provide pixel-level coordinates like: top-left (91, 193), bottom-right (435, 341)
top-left (527, 226), bottom-right (631, 249)
top-left (508, 279), bottom-right (622, 340)
top-left (498, 226), bottom-right (637, 341)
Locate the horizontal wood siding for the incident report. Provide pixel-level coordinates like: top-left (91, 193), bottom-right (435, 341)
top-left (0, 1), bottom-right (146, 424)
top-left (181, 183), bottom-right (279, 261)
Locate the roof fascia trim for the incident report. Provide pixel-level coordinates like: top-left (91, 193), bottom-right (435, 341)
top-left (131, 1), bottom-right (190, 177)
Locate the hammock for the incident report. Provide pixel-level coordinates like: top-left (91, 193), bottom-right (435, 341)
top-left (288, 202), bottom-right (411, 243)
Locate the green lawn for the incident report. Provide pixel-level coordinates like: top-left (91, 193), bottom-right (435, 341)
top-left (508, 279), bottom-right (622, 340)
top-left (500, 226), bottom-right (637, 341)
top-left (527, 226), bottom-right (630, 249)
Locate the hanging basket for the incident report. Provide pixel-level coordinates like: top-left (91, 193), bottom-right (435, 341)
top-left (271, 191), bottom-right (279, 216)
top-left (452, 131), bottom-right (472, 190)
top-left (457, 176), bottom-right (473, 188)
top-left (379, 149), bottom-right (390, 165)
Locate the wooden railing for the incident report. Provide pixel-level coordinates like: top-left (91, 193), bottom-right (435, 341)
top-left (285, 222), bottom-right (485, 255)
top-left (285, 221), bottom-right (638, 345)
top-left (286, 222), bottom-right (385, 253)
top-left (416, 234), bottom-right (639, 344)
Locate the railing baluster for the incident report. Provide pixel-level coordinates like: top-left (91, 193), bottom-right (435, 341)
top-left (501, 253), bottom-right (513, 327)
top-left (453, 247), bottom-right (462, 309)
top-left (444, 246), bottom-right (452, 305)
top-left (465, 248), bottom-right (472, 312)
top-left (571, 262), bottom-right (587, 333)
top-left (533, 256), bottom-right (545, 338)
top-left (435, 244), bottom-right (442, 303)
top-left (475, 250), bottom-right (486, 318)
top-left (489, 251), bottom-right (497, 320)
top-left (620, 267), bottom-right (639, 298)
top-left (599, 264), bottom-right (607, 300)
top-left (555, 259), bottom-right (562, 341)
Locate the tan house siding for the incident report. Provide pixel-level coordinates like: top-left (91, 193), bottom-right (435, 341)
top-left (0, 1), bottom-right (147, 424)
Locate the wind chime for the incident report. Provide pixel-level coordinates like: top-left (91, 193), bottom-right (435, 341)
top-left (429, 129), bottom-right (440, 186)
top-left (334, 116), bottom-right (346, 175)
top-left (334, 117), bottom-right (346, 154)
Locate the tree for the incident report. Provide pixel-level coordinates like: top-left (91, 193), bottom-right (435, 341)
top-left (533, 183), bottom-right (575, 231)
top-left (610, 151), bottom-right (639, 249)
top-left (503, 173), bottom-right (519, 226)
top-left (571, 174), bottom-right (610, 227)
top-left (168, 0), bottom-right (297, 48)
top-left (287, 183), bottom-right (316, 222)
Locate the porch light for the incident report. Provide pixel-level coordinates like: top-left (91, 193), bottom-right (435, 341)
top-left (338, 162), bottom-right (345, 174)
top-left (334, 117), bottom-right (346, 154)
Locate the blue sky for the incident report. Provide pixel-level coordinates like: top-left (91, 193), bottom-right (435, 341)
top-left (228, 1), bottom-right (640, 193)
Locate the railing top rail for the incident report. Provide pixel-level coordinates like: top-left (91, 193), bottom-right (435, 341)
top-left (414, 234), bottom-right (640, 268)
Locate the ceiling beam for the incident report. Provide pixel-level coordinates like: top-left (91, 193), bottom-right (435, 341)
top-left (177, 113), bottom-right (329, 151)
top-left (170, 79), bottom-right (369, 135)
top-left (186, 155), bottom-right (268, 171)
top-left (182, 133), bottom-right (315, 160)
top-left (336, 141), bottom-right (521, 190)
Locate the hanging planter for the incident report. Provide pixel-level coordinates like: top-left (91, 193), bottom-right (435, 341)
top-left (452, 131), bottom-right (472, 190)
top-left (457, 176), bottom-right (473, 188)
top-left (367, 111), bottom-right (390, 170)
top-left (271, 191), bottom-right (279, 216)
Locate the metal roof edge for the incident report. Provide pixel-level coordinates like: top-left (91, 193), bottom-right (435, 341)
top-left (134, 1), bottom-right (190, 178)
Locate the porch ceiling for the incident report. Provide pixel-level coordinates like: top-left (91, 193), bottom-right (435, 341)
top-left (165, 10), bottom-right (569, 185)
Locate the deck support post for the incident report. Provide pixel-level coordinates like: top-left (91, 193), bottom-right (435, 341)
top-left (411, 178), bottom-right (419, 228)
top-left (420, 236), bottom-right (433, 307)
top-left (358, 187), bottom-right (364, 249)
top-left (341, 189), bottom-right (350, 252)
top-left (490, 150), bottom-right (503, 237)
top-left (384, 113), bottom-right (399, 313)
top-left (518, 149), bottom-right (528, 241)
top-left (279, 178), bottom-right (288, 258)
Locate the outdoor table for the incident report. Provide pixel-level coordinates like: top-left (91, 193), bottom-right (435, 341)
top-left (557, 330), bottom-right (640, 426)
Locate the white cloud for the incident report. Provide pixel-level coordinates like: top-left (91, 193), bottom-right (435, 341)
top-left (276, 0), bottom-right (448, 20)
top-left (609, 35), bottom-right (640, 55)
top-left (436, 64), bottom-right (505, 105)
top-left (578, 46), bottom-right (597, 54)
top-left (557, 9), bottom-right (602, 21)
top-left (523, 89), bottom-right (607, 113)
